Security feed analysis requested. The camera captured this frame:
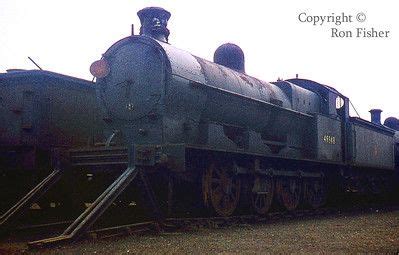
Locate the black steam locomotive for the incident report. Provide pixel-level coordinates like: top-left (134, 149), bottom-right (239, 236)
top-left (0, 7), bottom-right (398, 243)
top-left (89, 7), bottom-right (399, 216)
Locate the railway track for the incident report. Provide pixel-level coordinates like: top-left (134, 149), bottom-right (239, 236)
top-left (3, 202), bottom-right (393, 250)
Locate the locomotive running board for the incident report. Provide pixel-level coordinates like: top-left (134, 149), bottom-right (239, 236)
top-left (28, 166), bottom-right (140, 248)
top-left (0, 168), bottom-right (63, 234)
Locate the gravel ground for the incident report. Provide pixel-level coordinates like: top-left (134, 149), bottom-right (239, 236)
top-left (1, 209), bottom-right (398, 254)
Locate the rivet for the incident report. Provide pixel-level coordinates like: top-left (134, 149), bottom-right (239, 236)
top-left (126, 103), bottom-right (134, 111)
top-left (138, 129), bottom-right (147, 135)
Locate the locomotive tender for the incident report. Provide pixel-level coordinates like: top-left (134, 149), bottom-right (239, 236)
top-left (88, 7), bottom-right (398, 216)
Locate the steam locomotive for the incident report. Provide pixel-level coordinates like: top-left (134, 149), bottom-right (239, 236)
top-left (1, 7), bottom-right (398, 228)
top-left (88, 7), bottom-right (399, 216)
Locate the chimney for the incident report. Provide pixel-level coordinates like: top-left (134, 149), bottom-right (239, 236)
top-left (137, 7), bottom-right (171, 43)
top-left (369, 109), bottom-right (382, 125)
top-left (214, 43), bottom-right (245, 73)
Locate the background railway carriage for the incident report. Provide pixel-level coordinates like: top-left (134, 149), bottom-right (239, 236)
top-left (0, 69), bottom-right (103, 211)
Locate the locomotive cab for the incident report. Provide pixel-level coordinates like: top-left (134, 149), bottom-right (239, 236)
top-left (287, 78), bottom-right (350, 119)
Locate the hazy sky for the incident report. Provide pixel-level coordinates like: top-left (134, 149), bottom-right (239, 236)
top-left (1, 0), bottom-right (397, 121)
